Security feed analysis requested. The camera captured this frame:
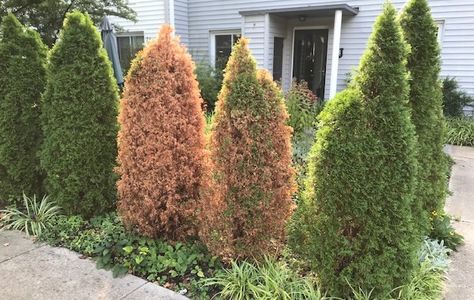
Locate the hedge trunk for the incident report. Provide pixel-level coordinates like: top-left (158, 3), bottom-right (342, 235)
top-left (400, 0), bottom-right (448, 232)
top-left (292, 4), bottom-right (419, 297)
top-left (41, 12), bottom-right (119, 216)
top-left (117, 25), bottom-right (207, 240)
top-left (199, 39), bottom-right (296, 261)
top-left (0, 14), bottom-right (47, 205)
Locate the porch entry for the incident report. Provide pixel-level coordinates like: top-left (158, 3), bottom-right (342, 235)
top-left (292, 29), bottom-right (328, 99)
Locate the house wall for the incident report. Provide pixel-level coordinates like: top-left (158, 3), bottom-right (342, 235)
top-left (109, 0), bottom-right (168, 41)
top-left (187, 0), bottom-right (474, 98)
top-left (174, 0), bottom-right (190, 44)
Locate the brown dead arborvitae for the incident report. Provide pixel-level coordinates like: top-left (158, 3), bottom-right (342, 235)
top-left (116, 25), bottom-right (208, 240)
top-left (199, 39), bottom-right (296, 261)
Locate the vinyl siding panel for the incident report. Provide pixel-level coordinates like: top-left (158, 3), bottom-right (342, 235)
top-left (109, 0), bottom-right (168, 41)
top-left (175, 0), bottom-right (190, 44)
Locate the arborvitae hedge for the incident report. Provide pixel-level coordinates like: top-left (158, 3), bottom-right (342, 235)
top-left (117, 25), bottom-right (207, 240)
top-left (291, 4), bottom-right (418, 297)
top-left (0, 14), bottom-right (47, 205)
top-left (199, 39), bottom-right (296, 261)
top-left (400, 0), bottom-right (448, 231)
top-left (41, 12), bottom-right (119, 217)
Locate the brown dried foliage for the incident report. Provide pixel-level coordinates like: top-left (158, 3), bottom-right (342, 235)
top-left (116, 25), bottom-right (208, 240)
top-left (199, 39), bottom-right (296, 261)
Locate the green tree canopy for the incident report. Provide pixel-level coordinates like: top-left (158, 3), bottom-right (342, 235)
top-left (0, 13), bottom-right (47, 205)
top-left (0, 0), bottom-right (136, 46)
top-left (40, 11), bottom-right (119, 216)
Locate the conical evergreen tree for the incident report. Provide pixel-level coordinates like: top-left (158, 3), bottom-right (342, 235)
top-left (117, 25), bottom-right (208, 240)
top-left (400, 0), bottom-right (447, 232)
top-left (41, 12), bottom-right (119, 216)
top-left (291, 4), bottom-right (418, 297)
top-left (0, 14), bottom-right (47, 205)
top-left (199, 39), bottom-right (296, 261)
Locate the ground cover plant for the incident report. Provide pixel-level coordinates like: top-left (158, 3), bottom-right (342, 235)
top-left (400, 0), bottom-right (448, 234)
top-left (40, 11), bottom-right (119, 217)
top-left (39, 213), bottom-right (222, 299)
top-left (290, 4), bottom-right (419, 297)
top-left (200, 39), bottom-right (296, 261)
top-left (116, 25), bottom-right (207, 240)
top-left (0, 14), bottom-right (47, 206)
top-left (445, 117), bottom-right (474, 146)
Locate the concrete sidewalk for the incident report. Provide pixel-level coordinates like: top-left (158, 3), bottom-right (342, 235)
top-left (0, 230), bottom-right (188, 300)
top-left (444, 145), bottom-right (474, 300)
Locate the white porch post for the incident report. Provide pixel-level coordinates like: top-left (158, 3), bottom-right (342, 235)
top-left (263, 13), bottom-right (270, 69)
top-left (329, 9), bottom-right (342, 99)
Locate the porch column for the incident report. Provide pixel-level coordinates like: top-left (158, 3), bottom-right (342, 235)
top-left (329, 9), bottom-right (342, 99)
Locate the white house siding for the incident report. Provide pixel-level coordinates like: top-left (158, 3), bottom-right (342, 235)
top-left (186, 0), bottom-right (474, 98)
top-left (109, 0), bottom-right (168, 41)
top-left (174, 0), bottom-right (190, 45)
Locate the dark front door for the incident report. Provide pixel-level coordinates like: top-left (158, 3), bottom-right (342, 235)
top-left (292, 29), bottom-right (329, 99)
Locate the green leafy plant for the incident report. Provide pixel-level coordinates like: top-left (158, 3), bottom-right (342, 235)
top-left (39, 213), bottom-right (221, 298)
top-left (429, 211), bottom-right (464, 250)
top-left (445, 117), bottom-right (474, 146)
top-left (0, 194), bottom-right (60, 236)
top-left (442, 77), bottom-right (472, 118)
top-left (205, 257), bottom-right (322, 300)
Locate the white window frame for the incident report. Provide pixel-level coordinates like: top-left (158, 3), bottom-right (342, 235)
top-left (435, 20), bottom-right (445, 45)
top-left (209, 30), bottom-right (242, 67)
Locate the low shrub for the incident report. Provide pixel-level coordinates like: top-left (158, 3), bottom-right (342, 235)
top-left (205, 257), bottom-right (322, 300)
top-left (0, 194), bottom-right (60, 236)
top-left (442, 77), bottom-right (472, 118)
top-left (429, 211), bottom-right (464, 250)
top-left (195, 62), bottom-right (223, 112)
top-left (39, 213), bottom-right (222, 298)
top-left (445, 117), bottom-right (474, 146)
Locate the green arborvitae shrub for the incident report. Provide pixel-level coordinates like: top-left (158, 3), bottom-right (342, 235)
top-left (400, 0), bottom-right (448, 233)
top-left (0, 14), bottom-right (47, 206)
top-left (291, 4), bottom-right (419, 297)
top-left (41, 11), bottom-right (119, 217)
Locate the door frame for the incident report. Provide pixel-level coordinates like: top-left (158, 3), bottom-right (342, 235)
top-left (290, 26), bottom-right (330, 96)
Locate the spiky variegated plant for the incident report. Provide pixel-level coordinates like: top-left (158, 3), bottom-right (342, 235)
top-left (0, 194), bottom-right (60, 236)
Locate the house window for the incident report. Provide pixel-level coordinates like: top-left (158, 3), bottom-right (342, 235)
top-left (211, 32), bottom-right (241, 70)
top-left (435, 20), bottom-right (445, 45)
top-left (117, 32), bottom-right (145, 73)
top-left (273, 37), bottom-right (284, 82)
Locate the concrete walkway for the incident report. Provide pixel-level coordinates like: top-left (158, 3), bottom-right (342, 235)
top-left (444, 145), bottom-right (474, 300)
top-left (0, 230), bottom-right (188, 300)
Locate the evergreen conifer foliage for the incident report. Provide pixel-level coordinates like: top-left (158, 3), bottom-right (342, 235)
top-left (40, 12), bottom-right (119, 216)
top-left (400, 0), bottom-right (448, 230)
top-left (292, 4), bottom-right (419, 297)
top-left (116, 25), bottom-right (208, 240)
top-left (0, 14), bottom-right (47, 204)
top-left (199, 39), bottom-right (296, 261)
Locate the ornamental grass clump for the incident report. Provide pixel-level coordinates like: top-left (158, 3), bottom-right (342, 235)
top-left (41, 12), bottom-right (119, 217)
top-left (400, 0), bottom-right (448, 233)
top-left (117, 25), bottom-right (207, 240)
top-left (0, 14), bottom-right (47, 205)
top-left (290, 4), bottom-right (419, 298)
top-left (199, 39), bottom-right (296, 261)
